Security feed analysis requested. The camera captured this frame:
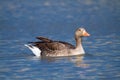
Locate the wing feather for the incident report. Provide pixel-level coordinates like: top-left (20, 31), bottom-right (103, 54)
top-left (30, 36), bottom-right (75, 51)
top-left (36, 36), bottom-right (53, 42)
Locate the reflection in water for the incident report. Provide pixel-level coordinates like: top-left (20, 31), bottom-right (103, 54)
top-left (69, 55), bottom-right (89, 68)
top-left (30, 55), bottom-right (89, 68)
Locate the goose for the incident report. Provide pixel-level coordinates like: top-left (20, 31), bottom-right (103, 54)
top-left (25, 28), bottom-right (90, 57)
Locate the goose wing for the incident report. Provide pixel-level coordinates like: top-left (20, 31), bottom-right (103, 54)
top-left (36, 36), bottom-right (53, 42)
top-left (32, 36), bottom-right (75, 50)
top-left (32, 41), bottom-right (67, 50)
top-left (58, 41), bottom-right (75, 49)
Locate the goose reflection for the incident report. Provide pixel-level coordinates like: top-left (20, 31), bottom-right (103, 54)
top-left (69, 55), bottom-right (89, 68)
top-left (29, 55), bottom-right (89, 68)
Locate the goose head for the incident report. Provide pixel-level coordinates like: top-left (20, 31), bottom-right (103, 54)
top-left (75, 28), bottom-right (90, 38)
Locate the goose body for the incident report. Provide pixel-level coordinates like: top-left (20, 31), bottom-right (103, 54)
top-left (25, 28), bottom-right (90, 57)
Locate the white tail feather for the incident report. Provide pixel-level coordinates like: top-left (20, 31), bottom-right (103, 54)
top-left (24, 44), bottom-right (41, 57)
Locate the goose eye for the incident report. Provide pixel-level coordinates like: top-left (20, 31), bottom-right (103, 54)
top-left (78, 29), bottom-right (81, 31)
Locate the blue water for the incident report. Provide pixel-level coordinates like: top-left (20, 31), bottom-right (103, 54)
top-left (0, 0), bottom-right (120, 80)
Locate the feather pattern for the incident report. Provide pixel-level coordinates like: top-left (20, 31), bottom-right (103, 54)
top-left (25, 28), bottom-right (90, 57)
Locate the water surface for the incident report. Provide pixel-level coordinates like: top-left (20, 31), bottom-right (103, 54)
top-left (0, 0), bottom-right (120, 80)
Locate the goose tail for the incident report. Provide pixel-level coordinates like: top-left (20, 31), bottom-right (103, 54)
top-left (24, 44), bottom-right (41, 57)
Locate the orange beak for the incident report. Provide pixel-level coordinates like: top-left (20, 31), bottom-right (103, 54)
top-left (83, 31), bottom-right (90, 36)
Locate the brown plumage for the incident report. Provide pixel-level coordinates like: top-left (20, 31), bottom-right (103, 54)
top-left (36, 36), bottom-right (75, 49)
top-left (29, 37), bottom-right (75, 56)
top-left (25, 28), bottom-right (90, 57)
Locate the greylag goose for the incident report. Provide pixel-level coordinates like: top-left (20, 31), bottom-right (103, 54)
top-left (25, 28), bottom-right (90, 57)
